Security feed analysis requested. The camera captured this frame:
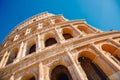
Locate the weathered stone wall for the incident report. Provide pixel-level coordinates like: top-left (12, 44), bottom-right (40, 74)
top-left (0, 12), bottom-right (120, 80)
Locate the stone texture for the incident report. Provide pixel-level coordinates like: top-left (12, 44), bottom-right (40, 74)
top-left (0, 12), bottom-right (120, 80)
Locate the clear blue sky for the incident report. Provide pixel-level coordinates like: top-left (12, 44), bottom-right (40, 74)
top-left (0, 0), bottom-right (120, 43)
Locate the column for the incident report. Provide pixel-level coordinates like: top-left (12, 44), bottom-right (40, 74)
top-left (0, 51), bottom-right (10, 68)
top-left (22, 42), bottom-right (27, 57)
top-left (66, 50), bottom-right (87, 80)
top-left (38, 63), bottom-right (44, 80)
top-left (36, 35), bottom-right (42, 52)
top-left (90, 44), bottom-right (120, 79)
top-left (10, 74), bottom-right (14, 80)
top-left (76, 26), bottom-right (87, 36)
top-left (108, 38), bottom-right (120, 47)
top-left (15, 42), bottom-right (24, 62)
top-left (91, 44), bottom-right (120, 69)
top-left (55, 28), bottom-right (65, 43)
top-left (40, 35), bottom-right (45, 50)
top-left (70, 24), bottom-right (83, 37)
top-left (44, 66), bottom-right (50, 80)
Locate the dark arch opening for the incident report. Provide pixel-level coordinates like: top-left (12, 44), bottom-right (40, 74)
top-left (6, 53), bottom-right (17, 65)
top-left (63, 33), bottom-right (73, 40)
top-left (51, 65), bottom-right (73, 80)
top-left (29, 44), bottom-right (36, 54)
top-left (58, 73), bottom-right (69, 80)
top-left (77, 26), bottom-right (93, 34)
top-left (6, 48), bottom-right (18, 65)
top-left (21, 74), bottom-right (36, 80)
top-left (115, 55), bottom-right (120, 61)
top-left (78, 57), bottom-right (108, 80)
top-left (29, 76), bottom-right (35, 80)
top-left (102, 44), bottom-right (120, 61)
top-left (45, 38), bottom-right (57, 47)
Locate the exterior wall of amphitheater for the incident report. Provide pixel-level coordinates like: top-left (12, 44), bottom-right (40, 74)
top-left (0, 12), bottom-right (120, 80)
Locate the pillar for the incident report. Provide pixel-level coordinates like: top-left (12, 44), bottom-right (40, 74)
top-left (22, 42), bottom-right (27, 57)
top-left (71, 24), bottom-right (83, 37)
top-left (66, 50), bottom-right (87, 80)
top-left (10, 74), bottom-right (14, 80)
top-left (90, 44), bottom-right (120, 80)
top-left (40, 35), bottom-right (45, 50)
top-left (36, 35), bottom-right (42, 52)
top-left (44, 66), bottom-right (50, 80)
top-left (15, 42), bottom-right (24, 62)
top-left (0, 51), bottom-right (10, 68)
top-left (38, 63), bottom-right (44, 80)
top-left (55, 28), bottom-right (65, 43)
top-left (108, 38), bottom-right (120, 47)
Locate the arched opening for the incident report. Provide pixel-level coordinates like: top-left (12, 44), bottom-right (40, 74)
top-left (62, 28), bottom-right (73, 40)
top-left (63, 33), bottom-right (73, 40)
top-left (21, 73), bottom-right (36, 80)
top-left (77, 26), bottom-right (93, 34)
top-left (78, 56), bottom-right (108, 80)
top-left (26, 40), bottom-right (36, 55)
top-left (102, 44), bottom-right (117, 54)
top-left (29, 44), bottom-right (36, 54)
top-left (102, 44), bottom-right (120, 61)
top-left (6, 47), bottom-right (18, 65)
top-left (45, 38), bottom-right (57, 47)
top-left (54, 18), bottom-right (62, 23)
top-left (51, 65), bottom-right (73, 80)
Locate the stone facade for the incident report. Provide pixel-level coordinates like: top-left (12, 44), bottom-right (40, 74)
top-left (0, 12), bottom-right (120, 80)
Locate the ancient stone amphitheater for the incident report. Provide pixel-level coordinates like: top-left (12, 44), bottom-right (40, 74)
top-left (0, 12), bottom-right (120, 80)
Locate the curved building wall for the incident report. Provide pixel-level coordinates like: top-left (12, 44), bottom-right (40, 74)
top-left (0, 12), bottom-right (120, 80)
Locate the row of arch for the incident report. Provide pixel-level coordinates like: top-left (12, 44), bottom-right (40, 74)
top-left (101, 44), bottom-right (120, 63)
top-left (3, 17), bottom-right (64, 47)
top-left (5, 26), bottom-right (93, 65)
top-left (3, 22), bottom-right (95, 48)
top-left (12, 49), bottom-right (117, 80)
top-left (4, 37), bottom-right (120, 67)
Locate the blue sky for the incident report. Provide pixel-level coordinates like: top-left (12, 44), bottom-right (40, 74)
top-left (0, 0), bottom-right (120, 43)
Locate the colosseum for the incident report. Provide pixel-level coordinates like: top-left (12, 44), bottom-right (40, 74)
top-left (0, 12), bottom-right (120, 80)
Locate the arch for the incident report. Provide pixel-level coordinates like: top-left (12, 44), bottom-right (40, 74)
top-left (77, 26), bottom-right (93, 34)
top-left (6, 47), bottom-right (19, 65)
top-left (101, 43), bottom-right (120, 61)
top-left (78, 51), bottom-right (97, 61)
top-left (101, 44), bottom-right (117, 55)
top-left (54, 18), bottom-right (62, 23)
top-left (44, 32), bottom-right (57, 47)
top-left (21, 73), bottom-right (36, 80)
top-left (26, 39), bottom-right (36, 55)
top-left (50, 65), bottom-right (73, 80)
top-left (49, 60), bottom-right (69, 72)
top-left (78, 56), bottom-right (108, 80)
top-left (62, 28), bottom-right (73, 40)
top-left (45, 38), bottom-right (57, 47)
top-left (29, 44), bottom-right (36, 54)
